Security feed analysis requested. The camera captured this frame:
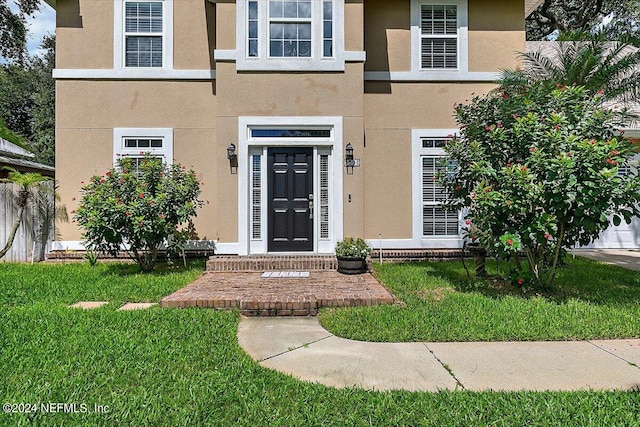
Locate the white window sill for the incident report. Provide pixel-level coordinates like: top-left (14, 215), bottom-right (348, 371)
top-left (214, 49), bottom-right (365, 72)
top-left (365, 71), bottom-right (500, 82)
top-left (52, 69), bottom-right (216, 80)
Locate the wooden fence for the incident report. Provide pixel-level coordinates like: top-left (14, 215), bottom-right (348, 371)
top-left (0, 182), bottom-right (56, 263)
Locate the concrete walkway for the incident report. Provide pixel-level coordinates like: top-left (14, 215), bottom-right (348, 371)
top-left (574, 249), bottom-right (640, 271)
top-left (238, 317), bottom-right (640, 392)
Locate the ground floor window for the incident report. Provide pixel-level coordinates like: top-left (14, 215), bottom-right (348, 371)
top-left (421, 155), bottom-right (458, 236)
top-left (113, 128), bottom-right (174, 171)
top-left (412, 129), bottom-right (460, 247)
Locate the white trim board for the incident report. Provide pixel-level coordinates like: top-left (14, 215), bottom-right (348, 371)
top-left (52, 69), bottom-right (216, 80)
top-left (366, 238), bottom-right (463, 249)
top-left (364, 71), bottom-right (500, 82)
top-left (51, 240), bottom-right (227, 252)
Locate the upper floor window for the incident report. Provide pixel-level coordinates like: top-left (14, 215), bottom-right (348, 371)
top-left (125, 2), bottom-right (164, 67)
top-left (411, 0), bottom-right (468, 73)
top-left (114, 0), bottom-right (173, 71)
top-left (420, 4), bottom-right (457, 69)
top-left (234, 0), bottom-right (344, 71)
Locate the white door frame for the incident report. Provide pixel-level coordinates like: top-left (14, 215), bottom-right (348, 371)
top-left (237, 116), bottom-right (344, 255)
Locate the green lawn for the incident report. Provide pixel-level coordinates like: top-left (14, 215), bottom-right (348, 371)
top-left (320, 257), bottom-right (640, 342)
top-left (1, 261), bottom-right (638, 426)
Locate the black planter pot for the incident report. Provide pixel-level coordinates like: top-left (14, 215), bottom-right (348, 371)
top-left (336, 256), bottom-right (367, 275)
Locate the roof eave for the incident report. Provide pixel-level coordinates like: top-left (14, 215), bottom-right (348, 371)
top-left (43, 0), bottom-right (56, 10)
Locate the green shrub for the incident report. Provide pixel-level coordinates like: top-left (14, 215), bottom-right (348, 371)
top-left (441, 81), bottom-right (640, 287)
top-left (75, 154), bottom-right (202, 272)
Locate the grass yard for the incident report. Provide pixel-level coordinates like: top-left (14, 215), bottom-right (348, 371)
top-left (0, 261), bottom-right (638, 426)
top-left (320, 257), bottom-right (640, 342)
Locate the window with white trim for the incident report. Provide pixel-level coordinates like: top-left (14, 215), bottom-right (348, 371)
top-left (115, 0), bottom-right (173, 71)
top-left (319, 153), bottom-right (330, 239)
top-left (113, 128), bottom-right (174, 174)
top-left (412, 130), bottom-right (461, 245)
top-left (420, 4), bottom-right (457, 69)
top-left (251, 154), bottom-right (262, 239)
top-left (411, 0), bottom-right (467, 73)
top-left (124, 2), bottom-right (164, 67)
top-left (236, 0), bottom-right (344, 70)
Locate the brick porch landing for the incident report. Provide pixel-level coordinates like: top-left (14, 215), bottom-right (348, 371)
top-left (160, 271), bottom-right (395, 316)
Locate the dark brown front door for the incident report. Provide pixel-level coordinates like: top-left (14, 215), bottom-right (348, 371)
top-left (268, 147), bottom-right (314, 252)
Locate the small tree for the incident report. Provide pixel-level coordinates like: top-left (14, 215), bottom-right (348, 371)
top-left (441, 80), bottom-right (640, 288)
top-left (75, 155), bottom-right (202, 272)
top-left (0, 168), bottom-right (52, 259)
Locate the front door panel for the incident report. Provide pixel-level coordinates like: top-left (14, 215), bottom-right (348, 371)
top-left (268, 148), bottom-right (313, 252)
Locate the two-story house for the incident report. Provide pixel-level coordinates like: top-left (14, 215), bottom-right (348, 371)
top-left (48, 0), bottom-right (540, 256)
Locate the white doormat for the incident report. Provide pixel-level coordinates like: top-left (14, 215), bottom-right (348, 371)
top-left (261, 271), bottom-right (310, 278)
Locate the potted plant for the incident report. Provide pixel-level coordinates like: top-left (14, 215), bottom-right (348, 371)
top-left (335, 237), bottom-right (372, 274)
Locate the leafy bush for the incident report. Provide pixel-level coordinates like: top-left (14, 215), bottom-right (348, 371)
top-left (75, 154), bottom-right (202, 271)
top-left (441, 80), bottom-right (640, 287)
top-left (335, 237), bottom-right (372, 259)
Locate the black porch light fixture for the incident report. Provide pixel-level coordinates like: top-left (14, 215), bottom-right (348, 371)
top-left (345, 143), bottom-right (355, 175)
top-left (227, 143), bottom-right (238, 174)
top-left (227, 143), bottom-right (237, 160)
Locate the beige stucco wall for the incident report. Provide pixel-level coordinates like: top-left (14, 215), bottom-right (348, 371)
top-left (56, 80), bottom-right (218, 241)
top-left (214, 58), bottom-right (366, 241)
top-left (56, 0), bottom-right (113, 69)
top-left (56, 0), bottom-right (215, 70)
top-left (364, 0), bottom-right (524, 72)
top-left (174, 0), bottom-right (216, 70)
top-left (364, 0), bottom-right (410, 72)
top-left (216, 2), bottom-right (236, 50)
top-left (363, 82), bottom-right (497, 239)
top-left (345, 1), bottom-right (364, 52)
top-left (468, 0), bottom-right (524, 72)
top-left (55, 0), bottom-right (525, 248)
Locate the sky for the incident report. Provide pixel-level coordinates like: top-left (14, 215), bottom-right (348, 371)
top-left (4, 0), bottom-right (56, 60)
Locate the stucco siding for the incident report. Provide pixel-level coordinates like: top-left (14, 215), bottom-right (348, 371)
top-left (55, 80), bottom-right (219, 241)
top-left (56, 0), bottom-right (113, 69)
top-left (364, 0), bottom-right (524, 73)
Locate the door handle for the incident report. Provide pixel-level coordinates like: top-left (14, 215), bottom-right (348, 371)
top-left (309, 194), bottom-right (314, 219)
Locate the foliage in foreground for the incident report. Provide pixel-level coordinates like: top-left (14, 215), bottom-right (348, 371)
top-left (320, 258), bottom-right (640, 342)
top-left (442, 81), bottom-right (640, 287)
top-left (515, 33), bottom-right (640, 105)
top-left (0, 168), bottom-right (57, 260)
top-left (0, 35), bottom-right (56, 165)
top-left (75, 155), bottom-right (202, 272)
top-left (0, 262), bottom-right (638, 426)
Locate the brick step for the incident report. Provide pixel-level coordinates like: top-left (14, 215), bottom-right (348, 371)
top-left (160, 271), bottom-right (395, 316)
top-left (46, 250), bottom-right (215, 262)
top-left (372, 249), bottom-right (465, 262)
top-left (206, 255), bottom-right (349, 272)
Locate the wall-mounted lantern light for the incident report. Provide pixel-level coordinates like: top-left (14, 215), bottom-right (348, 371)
top-left (344, 143), bottom-right (358, 175)
top-left (227, 143), bottom-right (237, 160)
top-left (227, 143), bottom-right (237, 174)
